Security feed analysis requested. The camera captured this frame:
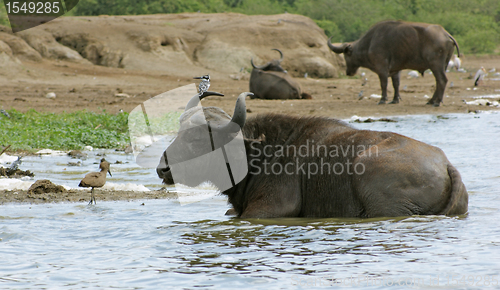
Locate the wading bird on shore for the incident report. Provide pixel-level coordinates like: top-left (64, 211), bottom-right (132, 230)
top-left (79, 158), bottom-right (112, 205)
top-left (474, 67), bottom-right (487, 86)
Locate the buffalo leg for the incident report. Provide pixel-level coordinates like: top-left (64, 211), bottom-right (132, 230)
top-left (427, 68), bottom-right (447, 107)
top-left (389, 71), bottom-right (401, 104)
top-left (377, 73), bottom-right (389, 104)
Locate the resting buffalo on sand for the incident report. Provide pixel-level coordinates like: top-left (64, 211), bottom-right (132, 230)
top-left (249, 49), bottom-right (311, 100)
top-left (157, 92), bottom-right (468, 218)
top-left (328, 20), bottom-right (460, 106)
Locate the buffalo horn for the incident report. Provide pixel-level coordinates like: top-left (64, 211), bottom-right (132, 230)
top-left (250, 58), bottom-right (266, 70)
top-left (327, 36), bottom-right (349, 54)
top-left (251, 48), bottom-right (284, 69)
top-left (184, 91), bottom-right (224, 112)
top-left (209, 92), bottom-right (252, 132)
top-left (271, 48), bottom-right (284, 63)
top-left (229, 92), bottom-right (251, 129)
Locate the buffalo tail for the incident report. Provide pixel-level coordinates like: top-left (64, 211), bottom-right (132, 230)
top-left (441, 164), bottom-right (468, 215)
top-left (448, 34), bottom-right (461, 57)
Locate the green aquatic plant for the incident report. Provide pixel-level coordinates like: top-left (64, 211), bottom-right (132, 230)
top-left (0, 109), bottom-right (130, 152)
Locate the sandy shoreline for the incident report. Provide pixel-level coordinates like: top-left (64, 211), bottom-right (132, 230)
top-left (0, 188), bottom-right (180, 205)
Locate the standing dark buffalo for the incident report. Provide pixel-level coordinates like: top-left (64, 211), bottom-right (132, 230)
top-left (328, 20), bottom-right (460, 106)
top-left (250, 49), bottom-right (311, 99)
top-left (156, 91), bottom-right (468, 218)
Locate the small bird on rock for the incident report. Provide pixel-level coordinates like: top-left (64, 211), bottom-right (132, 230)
top-left (79, 158), bottom-right (112, 205)
top-left (9, 156), bottom-right (22, 171)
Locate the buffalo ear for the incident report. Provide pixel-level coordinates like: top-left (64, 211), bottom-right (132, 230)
top-left (243, 133), bottom-right (266, 152)
top-left (345, 45), bottom-right (353, 56)
top-left (244, 133), bottom-right (266, 144)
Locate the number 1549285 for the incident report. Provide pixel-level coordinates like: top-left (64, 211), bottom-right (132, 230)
top-left (5, 2), bottom-right (61, 14)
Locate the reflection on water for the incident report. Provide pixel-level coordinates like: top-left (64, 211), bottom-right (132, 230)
top-left (0, 112), bottom-right (499, 289)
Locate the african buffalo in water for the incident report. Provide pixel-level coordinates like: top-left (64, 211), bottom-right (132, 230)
top-left (250, 49), bottom-right (311, 99)
top-left (156, 92), bottom-right (468, 218)
top-left (328, 20), bottom-right (460, 106)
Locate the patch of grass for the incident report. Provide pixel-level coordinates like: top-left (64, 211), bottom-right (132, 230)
top-left (0, 109), bottom-right (130, 152)
top-left (128, 110), bottom-right (181, 137)
top-left (0, 1), bottom-right (10, 27)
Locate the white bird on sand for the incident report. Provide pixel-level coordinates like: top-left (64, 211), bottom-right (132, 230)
top-left (448, 61), bottom-right (454, 70)
top-left (408, 71), bottom-right (420, 78)
top-left (489, 68), bottom-right (496, 73)
top-left (474, 67), bottom-right (487, 86)
top-left (448, 54), bottom-right (461, 70)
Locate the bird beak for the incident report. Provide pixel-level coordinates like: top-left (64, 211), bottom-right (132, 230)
top-left (193, 76), bottom-right (202, 79)
top-left (108, 170), bottom-right (112, 177)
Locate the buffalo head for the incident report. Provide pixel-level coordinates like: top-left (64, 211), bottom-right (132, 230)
top-left (251, 48), bottom-right (287, 73)
top-left (327, 37), bottom-right (358, 76)
top-left (156, 91), bottom-right (252, 189)
top-left (249, 49), bottom-right (311, 99)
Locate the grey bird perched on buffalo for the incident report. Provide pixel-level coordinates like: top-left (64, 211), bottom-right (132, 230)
top-left (328, 20), bottom-right (460, 106)
top-left (79, 158), bottom-right (112, 205)
top-left (194, 74), bottom-right (210, 94)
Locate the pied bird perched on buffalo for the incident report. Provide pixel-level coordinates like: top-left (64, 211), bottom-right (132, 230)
top-left (328, 20), bottom-right (460, 107)
top-left (194, 74), bottom-right (210, 94)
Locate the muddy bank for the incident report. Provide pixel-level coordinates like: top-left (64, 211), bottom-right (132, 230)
top-left (0, 188), bottom-right (178, 205)
top-left (0, 14), bottom-right (499, 118)
top-left (1, 53), bottom-right (499, 119)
